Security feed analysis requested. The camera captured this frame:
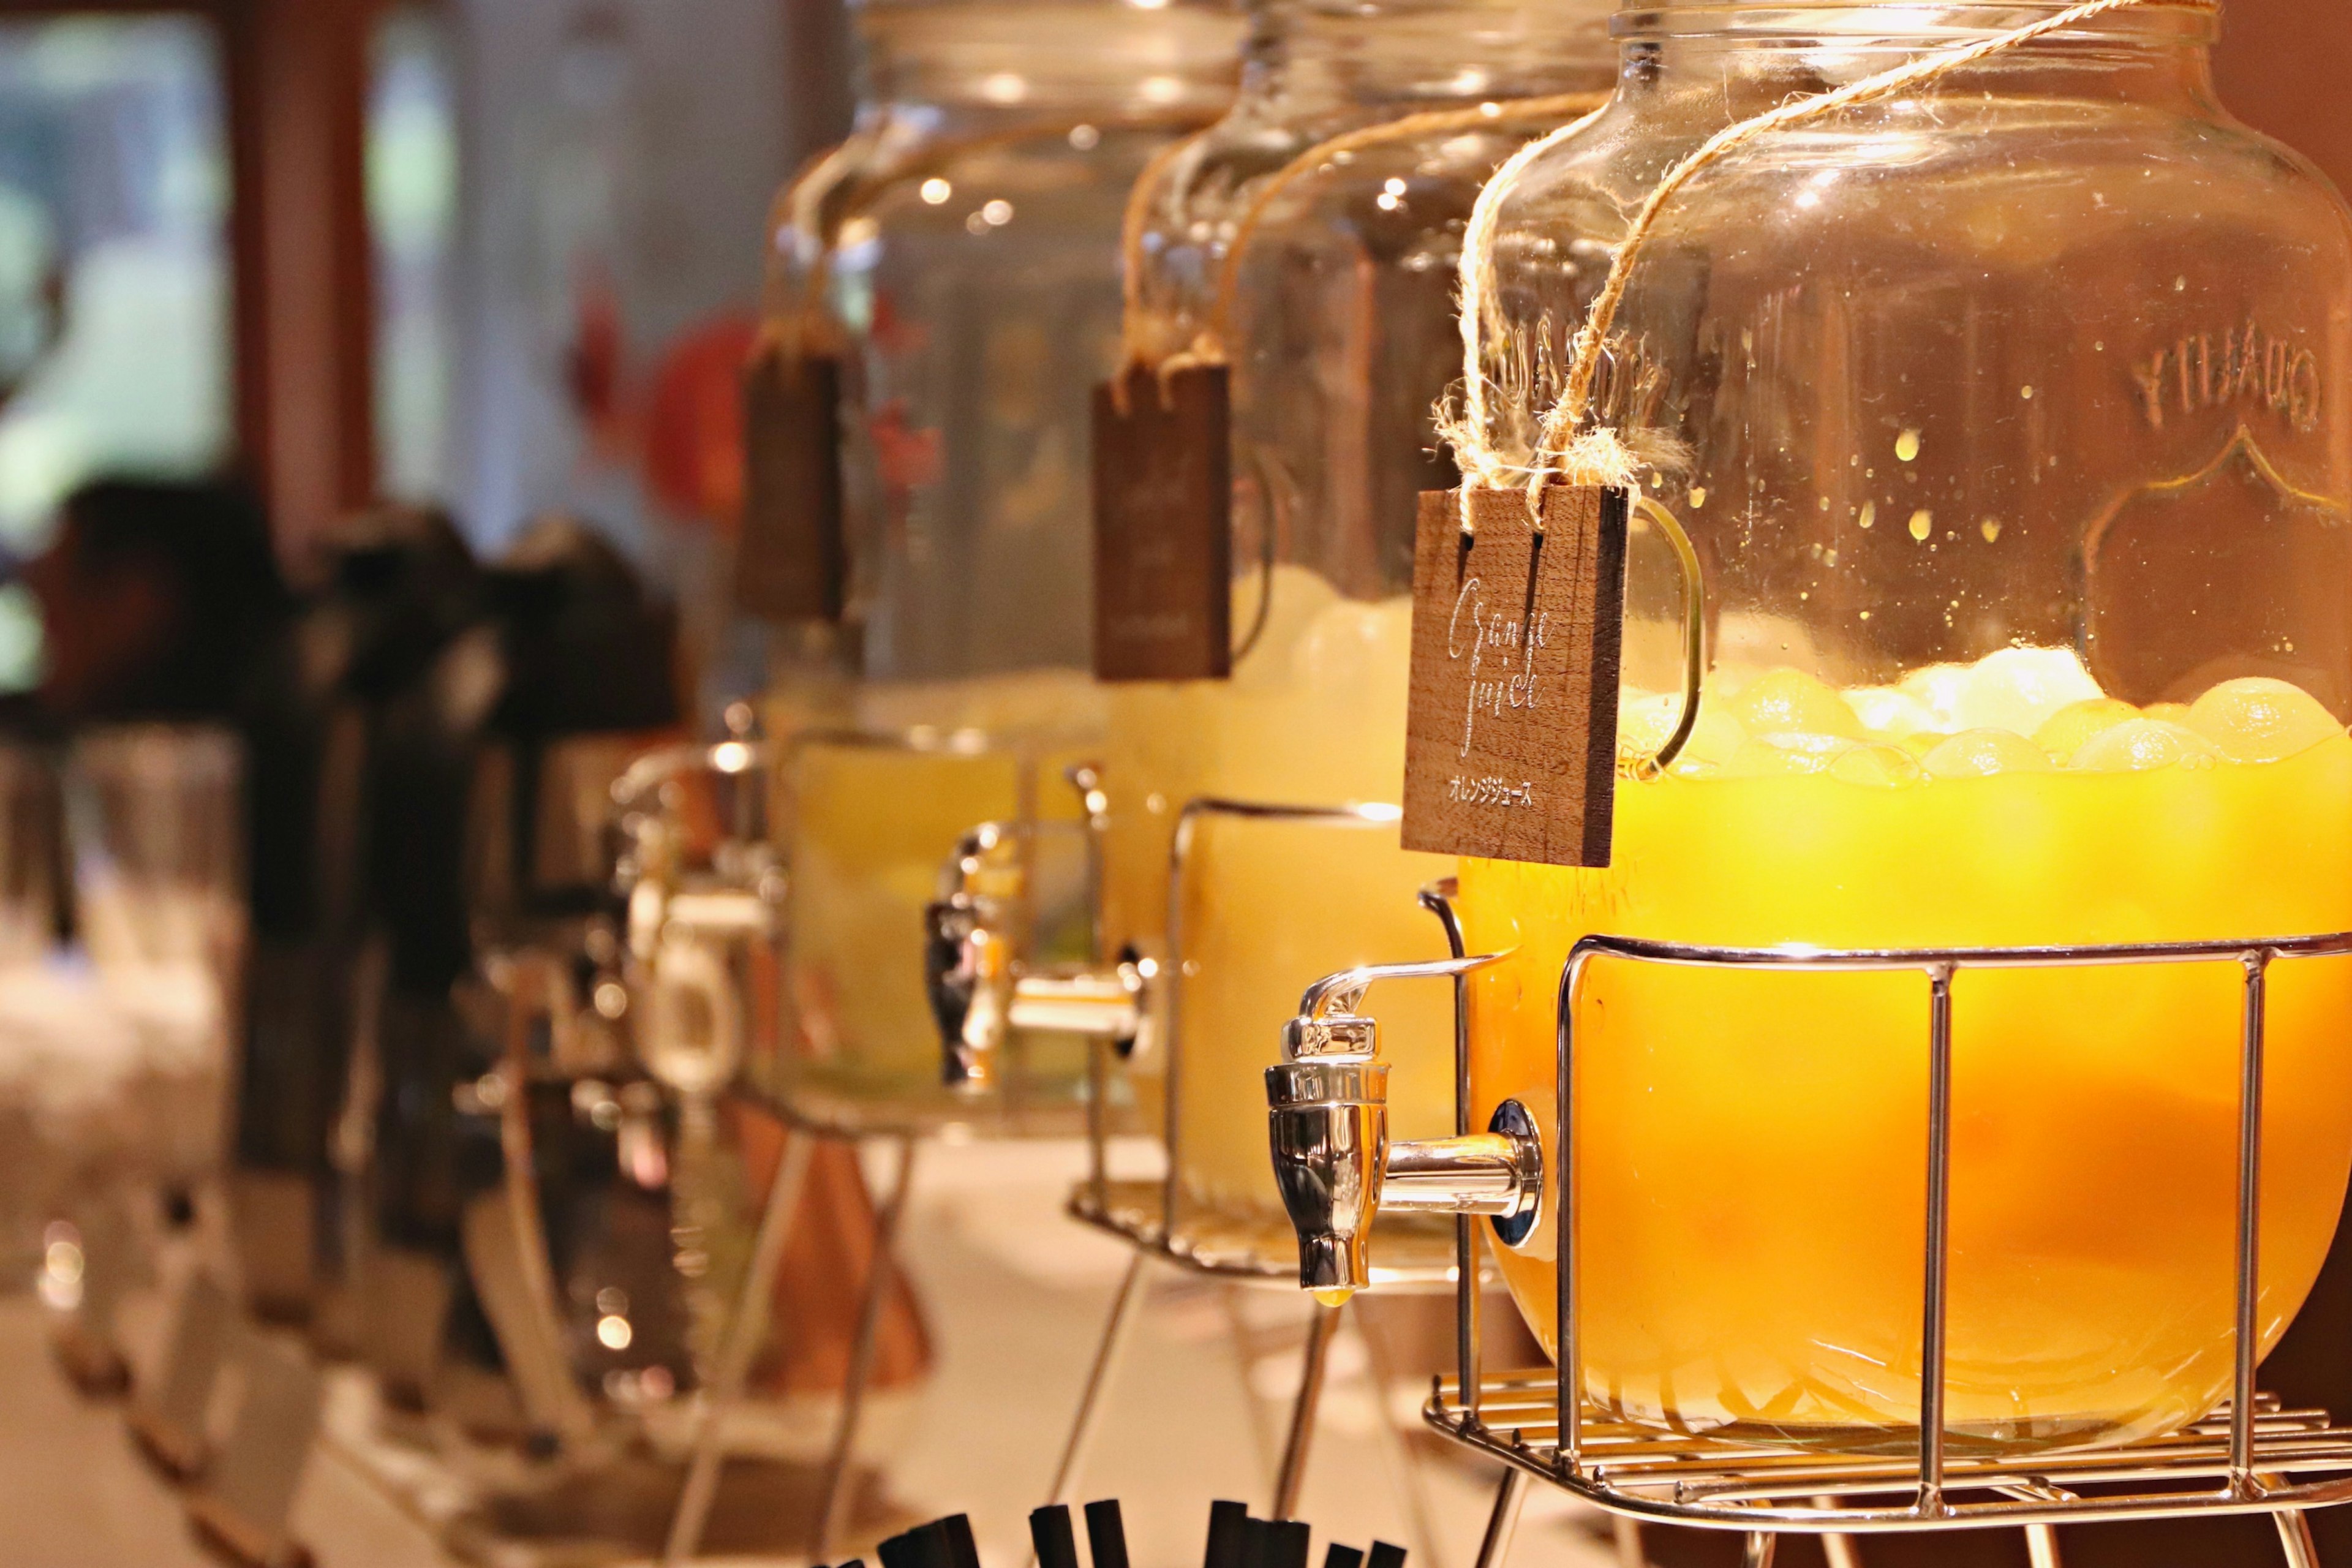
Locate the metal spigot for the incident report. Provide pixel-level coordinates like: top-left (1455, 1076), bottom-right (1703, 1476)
top-left (924, 819), bottom-right (1148, 1091)
top-left (1267, 957), bottom-right (1540, 1302)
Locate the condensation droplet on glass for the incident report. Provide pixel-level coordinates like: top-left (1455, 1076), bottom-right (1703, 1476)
top-left (2174, 276), bottom-right (2187, 292)
top-left (1689, 486), bottom-right (1708, 509)
top-left (1860, 609), bottom-right (1872, 620)
top-left (1981, 518), bottom-right (2003, 543)
top-left (2020, 385), bottom-right (2035, 400)
top-left (1908, 509), bottom-right (1933, 542)
top-left (1068, 124), bottom-right (1099, 151)
top-left (1895, 429), bottom-right (1922, 462)
top-left (1824, 548), bottom-right (1839, 567)
top-left (1819, 496), bottom-right (1831, 511)
top-left (1858, 501), bottom-right (1876, 529)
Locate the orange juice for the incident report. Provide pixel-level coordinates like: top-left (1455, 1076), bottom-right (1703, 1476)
top-left (1102, 567), bottom-right (1454, 1218)
top-left (1458, 656), bottom-right (2352, 1452)
top-left (779, 671), bottom-right (1102, 1114)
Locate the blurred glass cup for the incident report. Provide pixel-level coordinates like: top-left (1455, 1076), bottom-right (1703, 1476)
top-left (63, 723), bottom-right (247, 1188)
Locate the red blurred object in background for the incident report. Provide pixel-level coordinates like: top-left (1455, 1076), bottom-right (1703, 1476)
top-left (643, 313), bottom-right (759, 535)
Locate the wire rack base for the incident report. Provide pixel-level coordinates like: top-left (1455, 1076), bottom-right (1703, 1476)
top-left (1428, 1372), bottom-right (2352, 1533)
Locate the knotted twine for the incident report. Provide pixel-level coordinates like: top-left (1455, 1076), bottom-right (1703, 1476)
top-left (1444, 0), bottom-right (2218, 519)
top-left (1112, 89), bottom-right (1614, 409)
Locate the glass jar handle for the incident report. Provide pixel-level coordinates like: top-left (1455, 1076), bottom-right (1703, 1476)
top-left (1628, 492), bottom-right (1705, 783)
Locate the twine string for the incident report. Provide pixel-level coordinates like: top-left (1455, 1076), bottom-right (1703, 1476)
top-left (1200, 91), bottom-right (1612, 360)
top-left (1517, 0), bottom-right (2211, 504)
top-left (1450, 102), bottom-right (1611, 532)
top-left (766, 111), bottom-right (1212, 367)
top-left (1109, 91), bottom-right (1613, 409)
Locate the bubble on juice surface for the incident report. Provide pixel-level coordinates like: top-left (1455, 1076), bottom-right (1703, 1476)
top-left (1922, 728), bottom-right (2057, 778)
top-left (1623, 688), bottom-right (1746, 772)
top-left (2070, 718), bottom-right (2223, 772)
top-left (2034, 698), bottom-right (2140, 763)
top-left (1683, 704), bottom-right (1748, 768)
top-left (1896, 662), bottom-right (1972, 729)
top-left (1724, 733), bottom-right (1855, 777)
top-left (1729, 669), bottom-right (1866, 742)
top-left (2185, 677), bottom-right (2343, 763)
top-left (1618, 690), bottom-right (1681, 756)
top-left (1953, 647), bottom-right (2103, 738)
top-left (1845, 686), bottom-right (1942, 739)
top-left (1829, 742), bottom-right (1924, 787)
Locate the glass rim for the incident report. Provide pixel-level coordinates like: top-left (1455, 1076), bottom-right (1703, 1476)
top-left (1611, 2), bottom-right (2220, 44)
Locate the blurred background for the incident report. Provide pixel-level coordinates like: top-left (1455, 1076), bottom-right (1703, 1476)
top-left (0, 2), bottom-right (2339, 1566)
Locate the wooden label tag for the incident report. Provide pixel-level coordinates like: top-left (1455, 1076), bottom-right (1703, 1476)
top-left (1091, 363), bottom-right (1232, 681)
top-left (736, 342), bottom-right (846, 622)
top-left (1400, 486), bottom-right (1629, 868)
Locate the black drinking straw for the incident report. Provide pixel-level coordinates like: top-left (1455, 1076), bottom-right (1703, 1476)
top-left (1323, 1546), bottom-right (1365, 1568)
top-left (941, 1513), bottom-right (983, 1568)
top-left (1268, 1519), bottom-right (1310, 1568)
top-left (1366, 1541), bottom-right (1408, 1568)
top-left (1032, 1506), bottom-right (1083, 1568)
top-left (1204, 1501), bottom-right (1250, 1568)
top-left (1085, 1499), bottom-right (1133, 1568)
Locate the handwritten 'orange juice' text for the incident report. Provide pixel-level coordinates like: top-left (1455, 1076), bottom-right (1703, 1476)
top-left (1448, 575), bottom-right (1550, 759)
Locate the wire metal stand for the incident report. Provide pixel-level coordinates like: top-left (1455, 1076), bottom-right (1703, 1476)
top-left (662, 723), bottom-right (1133, 1562)
top-left (1047, 798), bottom-right (1464, 1553)
top-left (1412, 916), bottom-right (2352, 1568)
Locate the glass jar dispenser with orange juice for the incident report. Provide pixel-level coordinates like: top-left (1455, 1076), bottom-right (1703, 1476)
top-left (1267, 0), bottom-right (2352, 1457)
top-left (748, 0), bottom-right (1239, 1131)
top-left (1106, 0), bottom-right (1618, 1242)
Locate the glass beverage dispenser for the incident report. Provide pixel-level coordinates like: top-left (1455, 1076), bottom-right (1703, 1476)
top-left (1115, 0), bottom-right (1618, 1244)
top-left (758, 0), bottom-right (1240, 1133)
top-left (926, 0), bottom-right (1621, 1259)
top-left (1265, 0), bottom-right (2352, 1462)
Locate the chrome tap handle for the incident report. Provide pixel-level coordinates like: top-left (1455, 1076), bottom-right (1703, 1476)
top-left (924, 823), bottom-right (1015, 1088)
top-left (1266, 954), bottom-right (1538, 1298)
top-left (924, 815), bottom-right (1148, 1091)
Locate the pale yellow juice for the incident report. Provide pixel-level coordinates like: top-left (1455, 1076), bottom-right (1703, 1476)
top-left (781, 671), bottom-right (1104, 1112)
top-left (1460, 658), bottom-right (2352, 1452)
top-left (1104, 567), bottom-right (1454, 1218)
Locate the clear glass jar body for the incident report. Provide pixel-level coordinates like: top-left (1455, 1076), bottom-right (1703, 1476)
top-left (1463, 1), bottom-right (2352, 1453)
top-left (1098, 0), bottom-right (1617, 1231)
top-left (773, 1), bottom-right (1237, 1129)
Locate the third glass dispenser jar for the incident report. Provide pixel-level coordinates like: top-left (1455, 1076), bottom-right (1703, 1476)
top-left (1085, 0), bottom-right (1619, 1244)
top-left (1281, 0), bottom-right (2352, 1458)
top-left (762, 0), bottom-right (1238, 1129)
